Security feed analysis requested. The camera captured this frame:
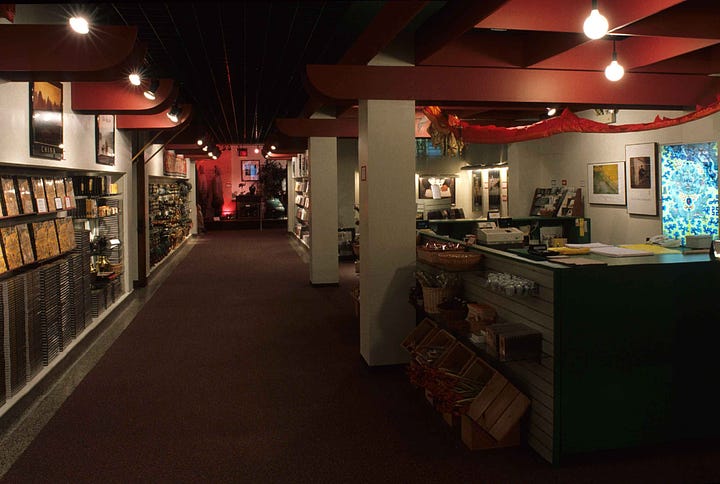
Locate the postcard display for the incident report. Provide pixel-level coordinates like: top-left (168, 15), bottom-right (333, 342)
top-left (0, 173), bottom-right (124, 409)
top-left (149, 181), bottom-right (192, 268)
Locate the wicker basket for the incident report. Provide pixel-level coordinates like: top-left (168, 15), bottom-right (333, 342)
top-left (417, 246), bottom-right (465, 265)
top-left (422, 286), bottom-right (459, 314)
top-left (434, 252), bottom-right (483, 271)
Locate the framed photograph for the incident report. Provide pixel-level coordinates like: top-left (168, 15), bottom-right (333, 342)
top-left (242, 160), bottom-right (260, 181)
top-left (625, 143), bottom-right (658, 216)
top-left (587, 161), bottom-right (626, 205)
top-left (95, 114), bottom-right (115, 166)
top-left (417, 176), bottom-right (456, 204)
top-left (29, 81), bottom-right (64, 160)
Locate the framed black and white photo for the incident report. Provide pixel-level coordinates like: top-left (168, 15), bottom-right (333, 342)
top-left (95, 114), bottom-right (115, 166)
top-left (625, 142), bottom-right (658, 215)
top-left (29, 81), bottom-right (63, 160)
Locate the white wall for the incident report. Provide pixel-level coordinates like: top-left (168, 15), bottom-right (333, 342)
top-left (0, 80), bottom-right (134, 291)
top-left (507, 109), bottom-right (720, 245)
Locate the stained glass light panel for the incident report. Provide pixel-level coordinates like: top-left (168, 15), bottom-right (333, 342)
top-left (660, 142), bottom-right (718, 245)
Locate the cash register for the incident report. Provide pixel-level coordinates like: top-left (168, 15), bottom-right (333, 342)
top-left (476, 222), bottom-right (524, 246)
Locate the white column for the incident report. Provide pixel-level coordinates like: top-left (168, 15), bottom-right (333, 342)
top-left (308, 136), bottom-right (339, 285)
top-left (358, 99), bottom-right (416, 366)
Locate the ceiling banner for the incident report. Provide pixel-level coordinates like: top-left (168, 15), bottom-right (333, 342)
top-left (428, 96), bottom-right (720, 145)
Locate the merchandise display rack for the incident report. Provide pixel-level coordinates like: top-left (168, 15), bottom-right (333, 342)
top-left (0, 168), bottom-right (126, 413)
top-left (149, 179), bottom-right (192, 269)
top-left (291, 152), bottom-right (310, 248)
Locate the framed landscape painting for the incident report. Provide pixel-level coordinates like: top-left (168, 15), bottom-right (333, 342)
top-left (587, 161), bottom-right (626, 205)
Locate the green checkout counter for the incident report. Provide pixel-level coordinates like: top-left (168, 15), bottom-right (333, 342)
top-left (416, 229), bottom-right (720, 464)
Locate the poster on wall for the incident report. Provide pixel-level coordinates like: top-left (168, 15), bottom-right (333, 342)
top-left (241, 160), bottom-right (260, 181)
top-left (29, 81), bottom-right (63, 160)
top-left (95, 114), bottom-right (115, 166)
top-left (162, 150), bottom-right (187, 177)
top-left (587, 161), bottom-right (626, 205)
top-left (417, 176), bottom-right (456, 204)
top-left (487, 169), bottom-right (502, 213)
top-left (625, 143), bottom-right (657, 215)
top-left (472, 171), bottom-right (483, 212)
top-left (660, 142), bottom-right (718, 245)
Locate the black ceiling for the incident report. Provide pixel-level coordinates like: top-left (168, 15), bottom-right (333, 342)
top-left (93, 1), bottom-right (388, 145)
top-left (17, 1), bottom-right (720, 148)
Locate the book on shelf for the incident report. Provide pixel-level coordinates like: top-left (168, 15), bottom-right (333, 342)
top-left (17, 177), bottom-right (34, 214)
top-left (16, 224), bottom-right (35, 265)
top-left (1, 226), bottom-right (23, 270)
top-left (1, 177), bottom-right (19, 217)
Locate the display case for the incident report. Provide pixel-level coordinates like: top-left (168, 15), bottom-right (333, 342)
top-left (291, 152), bottom-right (310, 248)
top-left (0, 169), bottom-right (128, 409)
top-left (149, 179), bottom-right (192, 268)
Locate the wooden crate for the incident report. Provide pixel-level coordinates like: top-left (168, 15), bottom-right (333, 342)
top-left (463, 371), bottom-right (531, 448)
top-left (435, 342), bottom-right (475, 375)
top-left (401, 317), bottom-right (438, 353)
top-left (461, 356), bottom-right (495, 388)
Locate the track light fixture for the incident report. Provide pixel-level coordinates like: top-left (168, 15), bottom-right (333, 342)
top-left (583, 0), bottom-right (609, 40)
top-left (143, 79), bottom-right (159, 100)
top-left (604, 40), bottom-right (624, 82)
top-left (166, 103), bottom-right (182, 123)
top-left (128, 73), bottom-right (142, 86)
top-left (69, 16), bottom-right (90, 34)
top-left (197, 138), bottom-right (204, 146)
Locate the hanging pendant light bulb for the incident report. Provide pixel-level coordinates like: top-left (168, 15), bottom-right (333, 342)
top-left (604, 40), bottom-right (624, 82)
top-left (583, 0), bottom-right (609, 40)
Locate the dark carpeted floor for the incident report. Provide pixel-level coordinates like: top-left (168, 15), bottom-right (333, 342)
top-left (3, 229), bottom-right (720, 483)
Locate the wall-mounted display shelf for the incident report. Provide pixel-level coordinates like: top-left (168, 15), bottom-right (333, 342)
top-left (0, 169), bottom-right (125, 412)
top-left (291, 154), bottom-right (310, 248)
top-left (149, 180), bottom-right (192, 268)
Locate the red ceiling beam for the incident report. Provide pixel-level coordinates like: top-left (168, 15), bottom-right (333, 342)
top-left (302, 1), bottom-right (428, 118)
top-left (474, 0), bottom-right (685, 34)
top-left (415, 0), bottom-right (508, 65)
top-left (616, 1), bottom-right (720, 38)
top-left (71, 79), bottom-right (177, 114)
top-left (116, 104), bottom-right (193, 130)
top-left (0, 25), bottom-right (142, 81)
top-left (306, 64), bottom-right (720, 109)
top-left (275, 118), bottom-right (359, 138)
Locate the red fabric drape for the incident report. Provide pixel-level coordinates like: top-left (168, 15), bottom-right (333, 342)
top-left (0, 4), bottom-right (15, 23)
top-left (428, 96), bottom-right (720, 145)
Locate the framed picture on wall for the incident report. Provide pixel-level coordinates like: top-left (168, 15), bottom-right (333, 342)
top-left (29, 81), bottom-right (63, 160)
top-left (587, 161), bottom-right (626, 205)
top-left (417, 176), bottom-right (456, 204)
top-left (242, 160), bottom-right (260, 181)
top-left (625, 142), bottom-right (657, 215)
top-left (95, 114), bottom-right (115, 166)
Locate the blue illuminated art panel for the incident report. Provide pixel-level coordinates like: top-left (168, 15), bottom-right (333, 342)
top-left (661, 142), bottom-right (718, 245)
